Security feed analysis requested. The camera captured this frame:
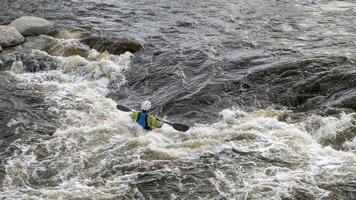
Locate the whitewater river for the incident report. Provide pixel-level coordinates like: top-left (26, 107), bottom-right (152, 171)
top-left (0, 0), bottom-right (356, 199)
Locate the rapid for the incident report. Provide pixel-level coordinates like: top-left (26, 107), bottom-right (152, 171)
top-left (0, 0), bottom-right (356, 199)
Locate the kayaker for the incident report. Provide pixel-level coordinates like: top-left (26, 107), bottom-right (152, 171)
top-left (130, 100), bottom-right (164, 130)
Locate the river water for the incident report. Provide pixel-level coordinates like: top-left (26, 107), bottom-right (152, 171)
top-left (0, 0), bottom-right (356, 199)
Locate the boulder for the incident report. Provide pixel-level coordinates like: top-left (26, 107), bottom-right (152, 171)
top-left (81, 36), bottom-right (142, 55)
top-left (9, 16), bottom-right (55, 36)
top-left (0, 52), bottom-right (17, 70)
top-left (42, 39), bottom-right (90, 58)
top-left (3, 35), bottom-right (54, 53)
top-left (0, 26), bottom-right (24, 47)
top-left (20, 50), bottom-right (61, 72)
top-left (20, 35), bottom-right (54, 52)
top-left (296, 95), bottom-right (325, 112)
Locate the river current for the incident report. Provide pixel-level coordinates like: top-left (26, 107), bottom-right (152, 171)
top-left (0, 0), bottom-right (356, 199)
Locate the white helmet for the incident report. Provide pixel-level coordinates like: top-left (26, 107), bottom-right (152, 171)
top-left (141, 100), bottom-right (151, 111)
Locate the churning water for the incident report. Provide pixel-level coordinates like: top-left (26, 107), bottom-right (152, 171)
top-left (0, 0), bottom-right (356, 199)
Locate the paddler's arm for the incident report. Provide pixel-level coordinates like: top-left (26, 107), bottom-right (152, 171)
top-left (147, 115), bottom-right (164, 128)
top-left (130, 111), bottom-right (139, 121)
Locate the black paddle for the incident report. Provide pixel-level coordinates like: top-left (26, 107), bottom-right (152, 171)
top-left (116, 104), bottom-right (190, 132)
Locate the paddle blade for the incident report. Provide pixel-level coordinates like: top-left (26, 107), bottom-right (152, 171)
top-left (116, 105), bottom-right (132, 112)
top-left (171, 123), bottom-right (190, 132)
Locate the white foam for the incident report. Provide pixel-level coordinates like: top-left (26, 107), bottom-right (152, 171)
top-left (3, 44), bottom-right (356, 199)
top-left (302, 113), bottom-right (354, 143)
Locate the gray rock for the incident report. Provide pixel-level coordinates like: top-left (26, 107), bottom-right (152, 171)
top-left (20, 51), bottom-right (60, 72)
top-left (0, 26), bottom-right (24, 47)
top-left (18, 35), bottom-right (54, 52)
top-left (0, 45), bottom-right (2, 52)
top-left (0, 52), bottom-right (17, 70)
top-left (9, 16), bottom-right (55, 36)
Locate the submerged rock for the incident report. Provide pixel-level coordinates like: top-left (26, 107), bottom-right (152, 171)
top-left (81, 36), bottom-right (142, 55)
top-left (340, 96), bottom-right (356, 110)
top-left (9, 16), bottom-right (55, 36)
top-left (277, 111), bottom-right (308, 123)
top-left (42, 39), bottom-right (90, 57)
top-left (297, 95), bottom-right (325, 112)
top-left (0, 25), bottom-right (24, 47)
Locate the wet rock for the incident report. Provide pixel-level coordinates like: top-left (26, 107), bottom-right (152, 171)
top-left (20, 50), bottom-right (61, 72)
top-left (9, 16), bottom-right (55, 36)
top-left (278, 111), bottom-right (307, 123)
top-left (53, 44), bottom-right (89, 57)
top-left (0, 25), bottom-right (24, 47)
top-left (335, 95), bottom-right (356, 110)
top-left (1, 35), bottom-right (53, 53)
top-left (81, 36), bottom-right (142, 55)
top-left (322, 107), bottom-right (348, 116)
top-left (19, 35), bottom-right (54, 52)
top-left (296, 95), bottom-right (325, 112)
top-left (0, 52), bottom-right (17, 70)
top-left (43, 39), bottom-right (90, 57)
